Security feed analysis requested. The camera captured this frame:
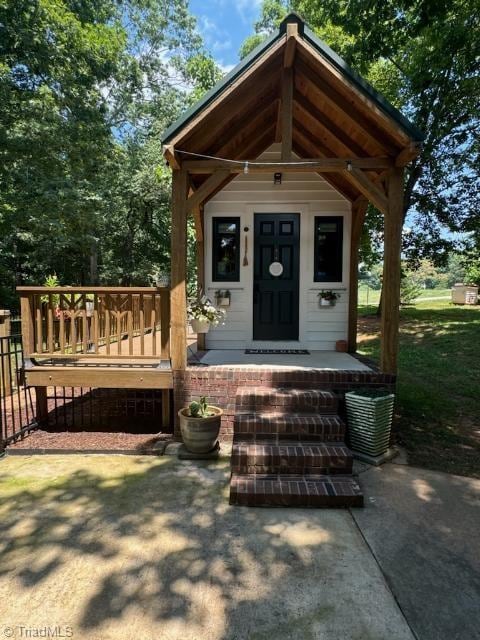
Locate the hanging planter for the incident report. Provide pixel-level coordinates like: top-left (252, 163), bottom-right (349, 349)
top-left (345, 389), bottom-right (395, 458)
top-left (188, 296), bottom-right (225, 335)
top-left (215, 290), bottom-right (231, 307)
top-left (150, 267), bottom-right (170, 288)
top-left (318, 290), bottom-right (340, 307)
top-left (190, 319), bottom-right (210, 334)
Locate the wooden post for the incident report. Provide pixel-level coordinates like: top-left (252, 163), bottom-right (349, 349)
top-left (281, 67), bottom-right (293, 161)
top-left (20, 293), bottom-right (48, 422)
top-left (170, 168), bottom-right (188, 370)
top-left (20, 294), bottom-right (35, 359)
top-left (0, 310), bottom-right (12, 396)
top-left (160, 290), bottom-right (171, 359)
top-left (194, 206), bottom-right (206, 351)
top-left (348, 200), bottom-right (367, 353)
top-left (380, 167), bottom-right (404, 373)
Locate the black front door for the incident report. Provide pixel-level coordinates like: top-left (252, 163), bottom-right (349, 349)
top-left (253, 213), bottom-right (300, 341)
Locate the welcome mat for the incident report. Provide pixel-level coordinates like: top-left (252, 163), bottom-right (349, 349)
top-left (245, 349), bottom-right (310, 355)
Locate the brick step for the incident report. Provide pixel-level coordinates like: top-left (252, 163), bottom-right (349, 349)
top-left (234, 412), bottom-right (345, 442)
top-left (231, 441), bottom-right (353, 475)
top-left (229, 473), bottom-right (363, 508)
top-left (235, 387), bottom-right (338, 413)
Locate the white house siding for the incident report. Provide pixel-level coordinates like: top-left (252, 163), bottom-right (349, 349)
top-left (203, 145), bottom-right (351, 350)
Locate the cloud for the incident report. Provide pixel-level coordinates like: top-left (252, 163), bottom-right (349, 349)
top-left (198, 15), bottom-right (216, 35)
top-left (235, 0), bottom-right (263, 24)
top-left (218, 62), bottom-right (235, 75)
top-left (211, 39), bottom-right (233, 52)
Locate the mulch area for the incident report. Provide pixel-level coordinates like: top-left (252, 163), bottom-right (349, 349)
top-left (7, 430), bottom-right (173, 453)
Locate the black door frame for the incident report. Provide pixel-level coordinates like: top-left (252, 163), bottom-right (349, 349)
top-left (252, 212), bottom-right (300, 341)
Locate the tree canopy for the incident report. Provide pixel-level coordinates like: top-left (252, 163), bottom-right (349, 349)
top-left (0, 0), bottom-right (219, 307)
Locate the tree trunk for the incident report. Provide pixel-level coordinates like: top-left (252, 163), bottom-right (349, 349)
top-left (90, 240), bottom-right (98, 285)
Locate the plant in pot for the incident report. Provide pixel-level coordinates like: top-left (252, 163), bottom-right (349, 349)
top-left (345, 388), bottom-right (395, 458)
top-left (215, 289), bottom-right (231, 307)
top-left (318, 290), bottom-right (340, 307)
top-left (178, 396), bottom-right (223, 453)
top-left (188, 297), bottom-right (225, 334)
top-left (150, 266), bottom-right (170, 288)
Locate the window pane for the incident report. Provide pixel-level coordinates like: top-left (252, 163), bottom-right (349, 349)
top-left (314, 216), bottom-right (343, 282)
top-left (212, 217), bottom-right (240, 281)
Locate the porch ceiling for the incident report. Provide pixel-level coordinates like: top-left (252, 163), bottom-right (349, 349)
top-left (163, 14), bottom-right (423, 203)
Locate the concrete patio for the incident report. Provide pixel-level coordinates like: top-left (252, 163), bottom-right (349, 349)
top-left (0, 453), bottom-right (410, 640)
top-left (0, 453), bottom-right (478, 640)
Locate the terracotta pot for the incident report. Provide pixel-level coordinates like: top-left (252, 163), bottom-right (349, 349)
top-left (190, 319), bottom-right (210, 333)
top-left (336, 340), bottom-right (348, 352)
top-left (178, 406), bottom-right (223, 453)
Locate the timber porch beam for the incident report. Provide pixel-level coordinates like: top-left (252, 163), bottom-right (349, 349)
top-left (164, 144), bottom-right (181, 170)
top-left (395, 142), bottom-right (422, 167)
top-left (343, 167), bottom-right (388, 214)
top-left (186, 169), bottom-right (230, 213)
top-left (183, 157), bottom-right (393, 173)
top-left (283, 23), bottom-right (298, 68)
top-left (281, 66), bottom-right (293, 161)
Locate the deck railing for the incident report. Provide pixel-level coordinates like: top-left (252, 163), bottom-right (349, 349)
top-left (17, 287), bottom-right (170, 361)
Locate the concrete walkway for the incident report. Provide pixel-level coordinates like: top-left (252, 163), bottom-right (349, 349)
top-left (353, 462), bottom-right (480, 640)
top-left (0, 454), bottom-right (413, 640)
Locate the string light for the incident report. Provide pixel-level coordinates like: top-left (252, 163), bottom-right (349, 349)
top-left (175, 149), bottom-right (338, 168)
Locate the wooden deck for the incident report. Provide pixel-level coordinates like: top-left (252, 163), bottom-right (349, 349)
top-left (18, 286), bottom-right (173, 392)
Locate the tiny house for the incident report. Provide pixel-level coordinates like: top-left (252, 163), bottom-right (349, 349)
top-left (162, 13), bottom-right (423, 372)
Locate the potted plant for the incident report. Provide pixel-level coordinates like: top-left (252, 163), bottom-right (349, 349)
top-left (318, 290), bottom-right (340, 307)
top-left (188, 297), bottom-right (225, 334)
top-left (215, 290), bottom-right (231, 307)
top-left (150, 267), bottom-right (170, 288)
top-left (178, 396), bottom-right (223, 453)
top-left (345, 388), bottom-right (395, 458)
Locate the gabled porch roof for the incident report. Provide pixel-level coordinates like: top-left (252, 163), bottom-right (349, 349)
top-left (162, 13), bottom-right (423, 204)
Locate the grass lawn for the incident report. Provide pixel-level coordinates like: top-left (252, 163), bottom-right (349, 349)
top-left (357, 299), bottom-right (480, 478)
top-left (358, 286), bottom-right (451, 306)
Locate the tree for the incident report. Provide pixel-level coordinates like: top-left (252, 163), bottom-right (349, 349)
top-left (0, 0), bottom-right (219, 307)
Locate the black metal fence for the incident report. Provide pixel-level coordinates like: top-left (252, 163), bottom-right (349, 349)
top-left (43, 387), bottom-right (168, 433)
top-left (1, 332), bottom-right (172, 451)
top-left (0, 333), bottom-right (37, 448)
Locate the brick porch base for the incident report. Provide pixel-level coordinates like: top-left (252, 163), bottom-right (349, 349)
top-left (174, 363), bottom-right (395, 441)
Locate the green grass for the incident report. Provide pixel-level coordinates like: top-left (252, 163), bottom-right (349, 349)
top-left (358, 299), bottom-right (480, 478)
top-left (358, 286), bottom-right (451, 306)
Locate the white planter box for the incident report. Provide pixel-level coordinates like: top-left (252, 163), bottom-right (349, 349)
top-left (345, 391), bottom-right (395, 457)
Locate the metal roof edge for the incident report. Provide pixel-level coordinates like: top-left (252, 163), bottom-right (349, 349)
top-left (162, 13), bottom-right (425, 147)
top-left (161, 30), bottom-right (282, 144)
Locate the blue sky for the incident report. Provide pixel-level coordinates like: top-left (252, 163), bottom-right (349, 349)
top-left (189, 0), bottom-right (263, 71)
